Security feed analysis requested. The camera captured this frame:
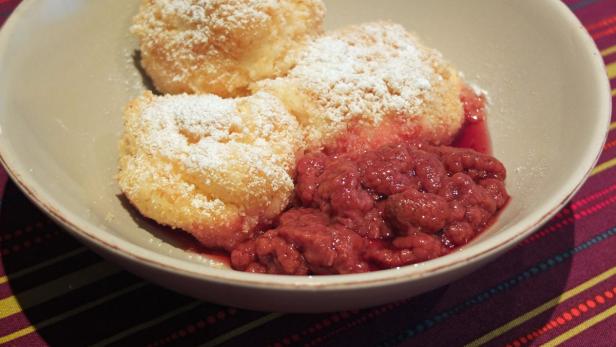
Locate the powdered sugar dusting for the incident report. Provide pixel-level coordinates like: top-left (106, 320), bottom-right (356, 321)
top-left (133, 92), bottom-right (300, 203)
top-left (257, 22), bottom-right (447, 146)
top-left (131, 0), bottom-right (273, 82)
top-left (157, 0), bottom-right (270, 26)
top-left (285, 22), bottom-right (432, 122)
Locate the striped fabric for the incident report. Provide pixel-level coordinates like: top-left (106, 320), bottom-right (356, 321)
top-left (2, 0), bottom-right (616, 346)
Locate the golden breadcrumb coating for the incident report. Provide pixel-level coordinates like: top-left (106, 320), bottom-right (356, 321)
top-left (131, 0), bottom-right (325, 97)
top-left (117, 91), bottom-right (303, 250)
top-left (253, 22), bottom-right (465, 152)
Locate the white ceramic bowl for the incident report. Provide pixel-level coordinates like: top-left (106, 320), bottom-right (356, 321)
top-left (0, 0), bottom-right (610, 312)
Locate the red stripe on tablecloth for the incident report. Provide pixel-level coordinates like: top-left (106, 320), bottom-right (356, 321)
top-left (560, 300), bottom-right (616, 346)
top-left (0, 220), bottom-right (50, 243)
top-left (490, 280), bottom-right (616, 346)
top-left (520, 177), bottom-right (616, 248)
top-left (506, 285), bottom-right (616, 346)
top-left (605, 138), bottom-right (616, 150)
top-left (572, 182), bottom-right (616, 210)
top-left (586, 14), bottom-right (616, 31)
top-left (144, 307), bottom-right (239, 347)
top-left (519, 193), bottom-right (616, 247)
top-left (592, 25), bottom-right (616, 40)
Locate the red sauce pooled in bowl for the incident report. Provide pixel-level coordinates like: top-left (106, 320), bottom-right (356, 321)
top-left (453, 85), bottom-right (491, 154)
top-left (229, 88), bottom-right (510, 275)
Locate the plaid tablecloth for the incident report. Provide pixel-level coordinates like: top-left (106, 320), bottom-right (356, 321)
top-left (2, 0), bottom-right (616, 346)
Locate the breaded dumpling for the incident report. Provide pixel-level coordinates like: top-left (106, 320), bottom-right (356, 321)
top-left (254, 22), bottom-right (465, 153)
top-left (117, 91), bottom-right (302, 250)
top-left (131, 0), bottom-right (326, 97)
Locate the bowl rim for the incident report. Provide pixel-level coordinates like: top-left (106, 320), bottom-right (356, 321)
top-left (0, 0), bottom-right (611, 291)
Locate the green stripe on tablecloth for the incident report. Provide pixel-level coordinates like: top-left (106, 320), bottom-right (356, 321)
top-left (0, 283), bottom-right (147, 344)
top-left (0, 247), bottom-right (87, 285)
top-left (89, 301), bottom-right (202, 347)
top-left (0, 262), bottom-right (122, 319)
top-left (199, 313), bottom-right (284, 347)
